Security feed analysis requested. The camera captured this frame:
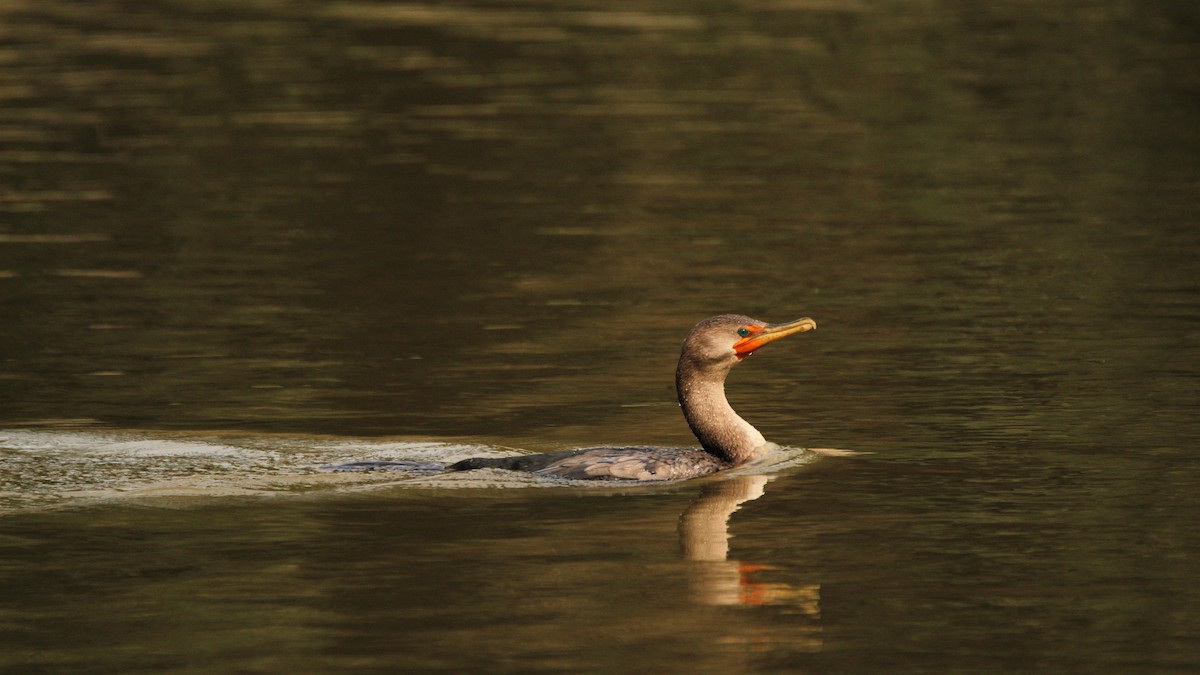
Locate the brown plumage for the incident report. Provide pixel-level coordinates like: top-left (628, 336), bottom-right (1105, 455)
top-left (447, 314), bottom-right (816, 481)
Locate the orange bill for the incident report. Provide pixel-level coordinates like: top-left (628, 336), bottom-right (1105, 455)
top-left (733, 317), bottom-right (816, 357)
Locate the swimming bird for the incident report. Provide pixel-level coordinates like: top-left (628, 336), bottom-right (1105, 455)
top-left (331, 314), bottom-right (815, 481)
top-left (326, 314), bottom-right (816, 478)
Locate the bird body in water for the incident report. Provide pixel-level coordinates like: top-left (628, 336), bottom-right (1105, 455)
top-left (332, 314), bottom-right (815, 481)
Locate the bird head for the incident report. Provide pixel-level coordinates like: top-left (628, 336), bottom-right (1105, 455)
top-left (681, 314), bottom-right (816, 370)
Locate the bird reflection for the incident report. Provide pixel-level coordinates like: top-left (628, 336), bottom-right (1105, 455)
top-left (678, 474), bottom-right (822, 638)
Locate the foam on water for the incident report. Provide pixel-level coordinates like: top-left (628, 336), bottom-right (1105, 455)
top-left (0, 429), bottom-right (501, 511)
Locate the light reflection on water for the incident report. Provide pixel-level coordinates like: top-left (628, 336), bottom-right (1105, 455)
top-left (1, 0), bottom-right (1198, 672)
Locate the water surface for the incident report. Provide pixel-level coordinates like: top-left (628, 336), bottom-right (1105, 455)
top-left (2, 1), bottom-right (1198, 672)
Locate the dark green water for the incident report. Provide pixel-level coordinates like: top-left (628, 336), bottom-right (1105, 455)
top-left (2, 1), bottom-right (1198, 672)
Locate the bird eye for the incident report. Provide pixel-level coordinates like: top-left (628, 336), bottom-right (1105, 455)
top-left (737, 327), bottom-right (750, 338)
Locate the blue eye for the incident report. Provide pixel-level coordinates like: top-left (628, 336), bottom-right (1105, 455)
top-left (737, 327), bottom-right (750, 337)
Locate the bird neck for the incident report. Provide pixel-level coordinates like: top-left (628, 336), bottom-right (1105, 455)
top-left (675, 358), bottom-right (768, 466)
